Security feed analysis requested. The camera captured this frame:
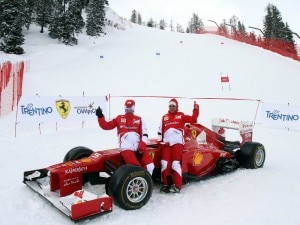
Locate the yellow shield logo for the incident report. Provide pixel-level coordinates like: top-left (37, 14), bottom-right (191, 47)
top-left (193, 151), bottom-right (203, 166)
top-left (56, 99), bottom-right (71, 119)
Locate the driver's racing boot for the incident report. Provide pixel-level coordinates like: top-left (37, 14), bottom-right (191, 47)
top-left (160, 185), bottom-right (170, 193)
top-left (169, 184), bottom-right (180, 193)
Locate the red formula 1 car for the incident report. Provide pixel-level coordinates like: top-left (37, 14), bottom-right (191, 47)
top-left (23, 118), bottom-right (266, 221)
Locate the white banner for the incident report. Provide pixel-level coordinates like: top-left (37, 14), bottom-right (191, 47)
top-left (261, 102), bottom-right (300, 130)
top-left (17, 96), bottom-right (107, 123)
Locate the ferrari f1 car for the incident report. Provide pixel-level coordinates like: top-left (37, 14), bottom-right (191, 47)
top-left (23, 118), bottom-right (266, 221)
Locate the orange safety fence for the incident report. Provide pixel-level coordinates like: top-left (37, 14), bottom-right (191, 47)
top-left (0, 61), bottom-right (29, 117)
top-left (200, 27), bottom-right (300, 62)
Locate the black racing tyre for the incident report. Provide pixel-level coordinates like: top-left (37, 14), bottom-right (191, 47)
top-left (63, 146), bottom-right (94, 184)
top-left (237, 142), bottom-right (266, 169)
top-left (63, 146), bottom-right (93, 162)
top-left (107, 164), bottom-right (153, 210)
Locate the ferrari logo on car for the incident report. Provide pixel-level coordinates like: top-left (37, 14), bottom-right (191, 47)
top-left (191, 129), bottom-right (197, 139)
top-left (193, 151), bottom-right (203, 166)
top-left (56, 99), bottom-right (71, 119)
top-left (150, 150), bottom-right (155, 159)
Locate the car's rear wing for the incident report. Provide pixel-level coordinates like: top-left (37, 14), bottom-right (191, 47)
top-left (212, 118), bottom-right (253, 144)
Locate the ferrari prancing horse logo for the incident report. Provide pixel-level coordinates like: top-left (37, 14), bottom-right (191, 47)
top-left (191, 129), bottom-right (197, 139)
top-left (56, 99), bottom-right (71, 119)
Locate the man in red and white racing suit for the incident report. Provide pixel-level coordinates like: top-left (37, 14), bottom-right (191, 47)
top-left (158, 98), bottom-right (199, 193)
top-left (96, 99), bottom-right (154, 175)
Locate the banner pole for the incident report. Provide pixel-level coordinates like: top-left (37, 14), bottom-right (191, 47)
top-left (253, 99), bottom-right (261, 126)
top-left (14, 95), bottom-right (21, 138)
top-left (108, 94), bottom-right (111, 120)
top-left (220, 73), bottom-right (223, 91)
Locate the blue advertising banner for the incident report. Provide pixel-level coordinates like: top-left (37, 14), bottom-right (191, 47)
top-left (261, 102), bottom-right (300, 130)
top-left (17, 96), bottom-right (107, 124)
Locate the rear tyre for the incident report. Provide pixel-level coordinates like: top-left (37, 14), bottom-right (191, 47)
top-left (237, 142), bottom-right (265, 169)
top-left (107, 164), bottom-right (153, 210)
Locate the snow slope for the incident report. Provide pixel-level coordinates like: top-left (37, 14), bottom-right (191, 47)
top-left (1, 8), bottom-right (300, 225)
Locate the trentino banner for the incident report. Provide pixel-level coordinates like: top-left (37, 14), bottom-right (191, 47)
top-left (17, 96), bottom-right (107, 124)
top-left (261, 102), bottom-right (300, 130)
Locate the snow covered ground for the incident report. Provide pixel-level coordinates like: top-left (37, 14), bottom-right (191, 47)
top-left (1, 8), bottom-right (300, 225)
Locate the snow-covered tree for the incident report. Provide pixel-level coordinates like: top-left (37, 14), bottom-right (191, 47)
top-left (176, 23), bottom-right (184, 33)
top-left (147, 18), bottom-right (155, 28)
top-left (23, 0), bottom-right (35, 30)
top-left (69, 0), bottom-right (85, 33)
top-left (0, 0), bottom-right (25, 54)
top-left (229, 15), bottom-right (238, 34)
top-left (218, 19), bottom-right (228, 36)
top-left (187, 13), bottom-right (203, 33)
top-left (159, 19), bottom-right (167, 30)
top-left (169, 20), bottom-right (174, 31)
top-left (35, 0), bottom-right (54, 33)
top-left (86, 0), bottom-right (107, 36)
top-left (49, 0), bottom-right (85, 45)
top-left (263, 4), bottom-right (285, 39)
top-left (237, 21), bottom-right (247, 37)
top-left (263, 3), bottom-right (296, 54)
top-left (130, 10), bottom-right (137, 23)
top-left (137, 12), bottom-right (142, 25)
top-left (48, 0), bottom-right (67, 39)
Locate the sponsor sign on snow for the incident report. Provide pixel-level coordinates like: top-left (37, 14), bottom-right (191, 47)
top-left (261, 102), bottom-right (300, 130)
top-left (17, 96), bottom-right (106, 123)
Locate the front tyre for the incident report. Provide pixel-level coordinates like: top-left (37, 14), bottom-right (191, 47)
top-left (63, 146), bottom-right (93, 162)
top-left (63, 146), bottom-right (94, 184)
top-left (238, 142), bottom-right (266, 169)
top-left (107, 164), bottom-right (153, 210)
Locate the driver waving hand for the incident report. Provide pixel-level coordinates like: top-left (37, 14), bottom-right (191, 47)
top-left (96, 99), bottom-right (154, 175)
top-left (158, 98), bottom-right (199, 193)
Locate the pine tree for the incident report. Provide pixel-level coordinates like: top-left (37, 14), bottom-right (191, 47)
top-left (137, 12), bottom-right (142, 25)
top-left (169, 20), bottom-right (174, 31)
top-left (147, 18), bottom-right (155, 28)
top-left (0, 2), bottom-right (5, 37)
top-left (49, 0), bottom-right (85, 45)
top-left (48, 0), bottom-right (66, 39)
top-left (237, 21), bottom-right (247, 37)
top-left (0, 0), bottom-right (25, 54)
top-left (86, 0), bottom-right (107, 37)
top-left (218, 19), bottom-right (228, 36)
top-left (187, 13), bottom-right (203, 33)
top-left (176, 23), bottom-right (184, 33)
top-left (229, 15), bottom-right (238, 36)
top-left (35, 0), bottom-right (54, 33)
top-left (263, 5), bottom-right (273, 38)
top-left (130, 10), bottom-right (137, 23)
top-left (249, 32), bottom-right (256, 42)
top-left (263, 4), bottom-right (285, 39)
top-left (59, 11), bottom-right (78, 45)
top-left (263, 3), bottom-right (296, 54)
top-left (282, 23), bottom-right (297, 54)
top-left (23, 0), bottom-right (35, 30)
top-left (69, 0), bottom-right (85, 33)
top-left (159, 19), bottom-right (167, 30)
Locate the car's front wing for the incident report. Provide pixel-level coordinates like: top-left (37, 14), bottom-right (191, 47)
top-left (24, 175), bottom-right (112, 221)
